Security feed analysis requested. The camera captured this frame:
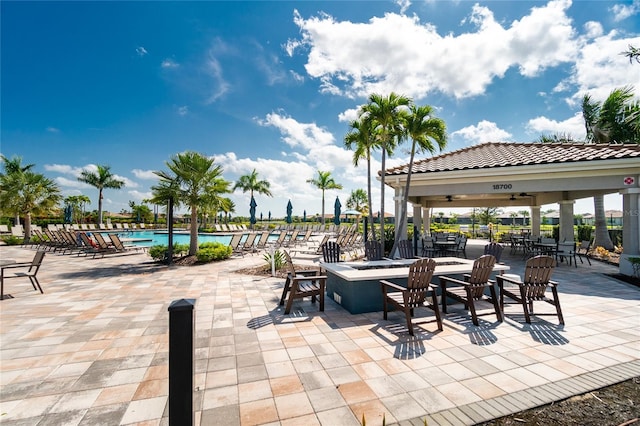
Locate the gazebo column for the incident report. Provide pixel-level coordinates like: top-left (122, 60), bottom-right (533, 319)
top-left (394, 190), bottom-right (407, 240)
top-left (531, 206), bottom-right (541, 239)
top-left (559, 200), bottom-right (575, 242)
top-left (619, 188), bottom-right (640, 276)
top-left (423, 207), bottom-right (432, 236)
top-left (412, 204), bottom-right (423, 236)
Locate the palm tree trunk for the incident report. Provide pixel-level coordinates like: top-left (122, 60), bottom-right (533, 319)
top-left (98, 189), bottom-right (104, 225)
top-left (189, 206), bottom-right (198, 255)
top-left (321, 190), bottom-right (325, 226)
top-left (367, 154), bottom-right (375, 241)
top-left (24, 213), bottom-right (31, 244)
top-left (593, 195), bottom-right (614, 250)
top-left (391, 142), bottom-right (417, 255)
top-left (380, 146), bottom-right (386, 252)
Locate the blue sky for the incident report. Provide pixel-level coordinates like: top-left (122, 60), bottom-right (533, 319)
top-left (2, 0), bottom-right (639, 219)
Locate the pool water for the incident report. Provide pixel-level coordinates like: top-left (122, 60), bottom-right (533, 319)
top-left (110, 230), bottom-right (279, 247)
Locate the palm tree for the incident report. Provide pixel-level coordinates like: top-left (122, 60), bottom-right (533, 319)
top-left (346, 188), bottom-right (369, 231)
top-left (582, 87), bottom-right (640, 250)
top-left (622, 44), bottom-right (640, 64)
top-left (233, 169), bottom-right (272, 228)
top-left (0, 155), bottom-right (35, 225)
top-left (77, 165), bottom-right (125, 226)
top-left (361, 92), bottom-right (411, 252)
top-left (0, 170), bottom-right (61, 242)
top-left (391, 104), bottom-right (447, 253)
top-left (307, 170), bottom-right (343, 225)
top-left (64, 195), bottom-right (91, 223)
top-left (345, 115), bottom-right (379, 239)
top-left (154, 152), bottom-right (231, 256)
top-left (518, 210), bottom-right (530, 227)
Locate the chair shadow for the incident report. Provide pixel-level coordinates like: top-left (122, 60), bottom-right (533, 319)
top-left (505, 315), bottom-right (569, 345)
top-left (369, 319), bottom-right (441, 360)
top-left (246, 301), bottom-right (320, 330)
top-left (442, 310), bottom-right (500, 346)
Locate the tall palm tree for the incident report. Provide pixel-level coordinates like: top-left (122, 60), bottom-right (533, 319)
top-left (582, 87), bottom-right (640, 250)
top-left (0, 155), bottom-right (35, 225)
top-left (361, 92), bottom-right (411, 252)
top-left (77, 165), bottom-right (125, 226)
top-left (154, 152), bottom-right (231, 256)
top-left (307, 170), bottom-right (343, 225)
top-left (346, 188), bottom-right (369, 231)
top-left (345, 115), bottom-right (379, 239)
top-left (0, 170), bottom-right (61, 242)
top-left (233, 169), bottom-right (272, 228)
top-left (392, 104), bottom-right (447, 253)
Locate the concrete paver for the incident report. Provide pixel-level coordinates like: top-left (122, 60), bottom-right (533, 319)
top-left (1, 236), bottom-right (639, 425)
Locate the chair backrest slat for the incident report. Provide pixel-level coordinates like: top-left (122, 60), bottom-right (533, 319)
top-left (405, 258), bottom-right (437, 306)
top-left (364, 240), bottom-right (383, 261)
top-left (322, 241), bottom-right (341, 263)
top-left (467, 255), bottom-right (496, 285)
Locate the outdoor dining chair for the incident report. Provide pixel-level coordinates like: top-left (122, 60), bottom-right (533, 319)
top-left (496, 255), bottom-right (564, 325)
top-left (364, 240), bottom-right (384, 261)
top-left (380, 257), bottom-right (442, 336)
top-left (279, 251), bottom-right (326, 314)
top-left (439, 254), bottom-right (502, 326)
top-left (1, 251), bottom-right (46, 300)
top-left (321, 241), bottom-right (341, 263)
top-left (484, 242), bottom-right (504, 263)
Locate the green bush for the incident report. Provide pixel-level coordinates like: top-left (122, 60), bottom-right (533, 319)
top-left (196, 242), bottom-right (232, 262)
top-left (1, 235), bottom-right (23, 246)
top-left (148, 242), bottom-right (191, 261)
top-left (577, 225), bottom-right (592, 242)
top-left (263, 249), bottom-right (285, 271)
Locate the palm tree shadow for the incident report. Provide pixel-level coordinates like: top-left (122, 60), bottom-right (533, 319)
top-left (56, 260), bottom-right (167, 279)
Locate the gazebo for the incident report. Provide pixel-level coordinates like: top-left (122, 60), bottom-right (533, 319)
top-left (383, 142), bottom-right (640, 276)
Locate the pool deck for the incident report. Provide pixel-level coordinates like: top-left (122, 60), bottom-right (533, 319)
top-left (0, 238), bottom-right (638, 425)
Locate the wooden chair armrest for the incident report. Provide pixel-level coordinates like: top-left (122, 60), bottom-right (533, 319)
top-left (496, 275), bottom-right (522, 285)
top-left (296, 270), bottom-right (321, 277)
top-left (380, 280), bottom-right (406, 292)
top-left (548, 280), bottom-right (559, 287)
top-left (292, 274), bottom-right (326, 282)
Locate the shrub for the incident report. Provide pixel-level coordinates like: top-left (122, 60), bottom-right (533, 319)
top-left (1, 235), bottom-right (23, 246)
top-left (148, 243), bottom-right (191, 261)
top-left (263, 249), bottom-right (285, 271)
top-left (196, 242), bottom-right (232, 262)
top-left (577, 225), bottom-right (592, 242)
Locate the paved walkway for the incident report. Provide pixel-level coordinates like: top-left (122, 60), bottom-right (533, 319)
top-left (0, 238), bottom-right (638, 425)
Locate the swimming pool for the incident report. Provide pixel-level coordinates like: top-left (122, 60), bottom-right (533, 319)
top-left (109, 230), bottom-right (234, 247)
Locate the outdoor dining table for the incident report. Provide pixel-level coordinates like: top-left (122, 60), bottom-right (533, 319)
top-left (533, 242), bottom-right (558, 256)
top-left (433, 240), bottom-right (457, 256)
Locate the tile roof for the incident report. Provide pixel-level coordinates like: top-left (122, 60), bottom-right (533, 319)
top-left (384, 142), bottom-right (640, 176)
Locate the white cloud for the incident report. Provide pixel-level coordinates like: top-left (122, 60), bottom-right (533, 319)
top-left (161, 58), bottom-right (179, 68)
top-left (610, 0), bottom-right (640, 22)
top-left (46, 126), bottom-right (59, 133)
top-left (526, 112), bottom-right (586, 139)
top-left (338, 107), bottom-right (361, 123)
top-left (451, 120), bottom-right (513, 144)
top-left (289, 70), bottom-right (305, 83)
top-left (177, 106), bottom-right (189, 116)
top-left (257, 112), bottom-right (336, 150)
top-left (128, 190), bottom-right (152, 201)
top-left (54, 177), bottom-right (91, 189)
top-left (289, 1), bottom-right (578, 100)
top-left (136, 46), bottom-right (148, 56)
top-left (44, 163), bottom-right (86, 176)
top-left (132, 169), bottom-right (158, 180)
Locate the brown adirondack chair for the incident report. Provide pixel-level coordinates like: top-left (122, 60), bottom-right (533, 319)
top-left (439, 254), bottom-right (502, 326)
top-left (279, 251), bottom-right (326, 314)
top-left (380, 257), bottom-right (442, 336)
top-left (496, 255), bottom-right (564, 325)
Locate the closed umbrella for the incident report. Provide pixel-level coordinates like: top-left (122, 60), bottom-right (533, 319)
top-left (333, 197), bottom-right (341, 226)
top-left (249, 195), bottom-right (257, 226)
top-left (286, 200), bottom-right (293, 224)
top-left (303, 210), bottom-right (306, 222)
top-left (64, 205), bottom-right (73, 224)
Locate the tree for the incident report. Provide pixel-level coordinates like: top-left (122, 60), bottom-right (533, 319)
top-left (0, 166), bottom-right (61, 242)
top-left (582, 87), bottom-right (640, 250)
top-left (307, 170), bottom-right (342, 225)
top-left (621, 44), bottom-right (640, 64)
top-left (0, 155), bottom-right (35, 225)
top-left (478, 208), bottom-right (502, 225)
top-left (518, 209), bottom-right (530, 226)
top-left (128, 201), bottom-right (153, 223)
top-left (346, 188), bottom-right (369, 230)
top-left (361, 92), bottom-right (411, 252)
top-left (77, 165), bottom-right (125, 226)
top-left (233, 169), bottom-right (272, 228)
top-left (64, 195), bottom-right (91, 223)
top-left (345, 116), bottom-right (379, 239)
top-left (391, 104), bottom-right (447, 254)
top-left (153, 152), bottom-right (231, 256)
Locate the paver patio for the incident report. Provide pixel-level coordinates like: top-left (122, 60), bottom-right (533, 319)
top-left (1, 237), bottom-right (638, 425)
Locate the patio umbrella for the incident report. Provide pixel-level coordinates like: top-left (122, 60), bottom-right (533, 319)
top-left (260, 212), bottom-right (263, 221)
top-left (64, 205), bottom-right (73, 223)
top-left (333, 197), bottom-right (341, 226)
top-left (268, 211), bottom-right (271, 222)
top-left (286, 200), bottom-right (293, 224)
top-left (303, 210), bottom-right (306, 222)
top-left (249, 195), bottom-right (257, 226)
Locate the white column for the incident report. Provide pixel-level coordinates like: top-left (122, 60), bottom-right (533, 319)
top-left (394, 190), bottom-right (406, 240)
top-left (423, 207), bottom-right (432, 236)
top-left (531, 206), bottom-right (541, 239)
top-left (619, 188), bottom-right (640, 276)
top-left (559, 200), bottom-right (575, 242)
top-left (412, 204), bottom-right (423, 236)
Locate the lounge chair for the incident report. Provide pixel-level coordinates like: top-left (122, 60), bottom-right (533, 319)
top-left (279, 251), bottom-right (326, 314)
top-left (439, 254), bottom-right (502, 326)
top-left (228, 233), bottom-right (244, 256)
top-left (381, 257), bottom-right (442, 336)
top-left (1, 251), bottom-right (46, 300)
top-left (108, 234), bottom-right (140, 253)
top-left (242, 233), bottom-right (258, 254)
top-left (497, 255), bottom-right (564, 325)
top-left (575, 240), bottom-right (592, 266)
top-left (78, 233), bottom-right (116, 258)
top-left (254, 232), bottom-right (270, 250)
